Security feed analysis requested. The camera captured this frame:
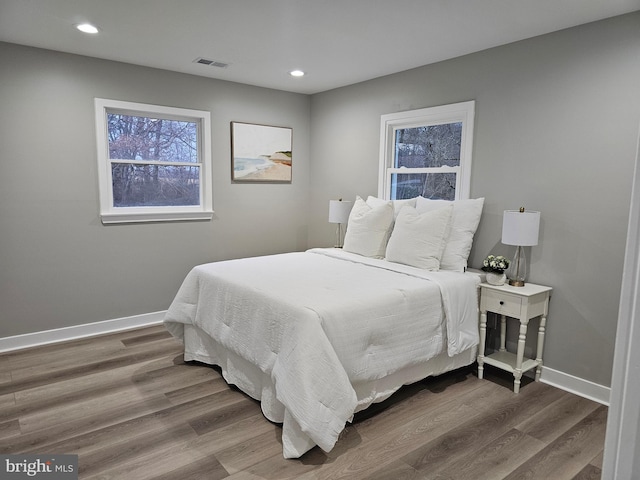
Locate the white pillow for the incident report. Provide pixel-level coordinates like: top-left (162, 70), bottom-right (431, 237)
top-left (415, 197), bottom-right (485, 272)
top-left (366, 196), bottom-right (417, 219)
top-left (343, 196), bottom-right (394, 258)
top-left (385, 205), bottom-right (453, 270)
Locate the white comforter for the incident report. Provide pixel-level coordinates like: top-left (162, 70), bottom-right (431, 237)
top-left (164, 248), bottom-right (479, 457)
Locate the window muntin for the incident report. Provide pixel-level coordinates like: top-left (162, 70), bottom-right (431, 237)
top-left (378, 101), bottom-right (475, 201)
top-left (95, 99), bottom-right (212, 224)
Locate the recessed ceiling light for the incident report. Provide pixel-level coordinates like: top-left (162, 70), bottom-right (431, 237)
top-left (76, 23), bottom-right (99, 34)
top-left (289, 70), bottom-right (305, 77)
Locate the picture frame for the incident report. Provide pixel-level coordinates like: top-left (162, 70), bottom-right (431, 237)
top-left (231, 122), bottom-right (292, 183)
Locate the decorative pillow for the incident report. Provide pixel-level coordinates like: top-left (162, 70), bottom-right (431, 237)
top-left (415, 197), bottom-right (485, 272)
top-left (342, 196), bottom-right (394, 258)
top-left (367, 195), bottom-right (417, 219)
top-left (385, 205), bottom-right (453, 270)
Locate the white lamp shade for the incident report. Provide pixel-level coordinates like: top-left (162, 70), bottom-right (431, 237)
top-left (328, 200), bottom-right (353, 224)
top-left (502, 209), bottom-right (540, 246)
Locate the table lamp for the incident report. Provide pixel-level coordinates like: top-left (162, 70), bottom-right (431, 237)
top-left (328, 199), bottom-right (353, 248)
top-left (502, 207), bottom-right (540, 286)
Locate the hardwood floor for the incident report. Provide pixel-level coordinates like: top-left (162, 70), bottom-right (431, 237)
top-left (0, 325), bottom-right (606, 479)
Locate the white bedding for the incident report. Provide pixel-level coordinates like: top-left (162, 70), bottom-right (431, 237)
top-left (164, 248), bottom-right (480, 458)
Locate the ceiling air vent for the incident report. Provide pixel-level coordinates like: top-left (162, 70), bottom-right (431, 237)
top-left (194, 57), bottom-right (229, 68)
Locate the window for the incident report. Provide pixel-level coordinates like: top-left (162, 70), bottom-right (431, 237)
top-left (378, 101), bottom-right (475, 201)
top-left (95, 98), bottom-right (212, 224)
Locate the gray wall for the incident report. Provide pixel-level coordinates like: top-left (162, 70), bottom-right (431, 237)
top-left (309, 13), bottom-right (640, 387)
top-left (0, 42), bottom-right (311, 338)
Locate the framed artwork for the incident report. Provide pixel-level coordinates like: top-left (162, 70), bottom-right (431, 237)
top-left (231, 122), bottom-right (292, 182)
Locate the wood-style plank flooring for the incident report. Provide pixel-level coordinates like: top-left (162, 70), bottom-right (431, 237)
top-left (0, 325), bottom-right (607, 479)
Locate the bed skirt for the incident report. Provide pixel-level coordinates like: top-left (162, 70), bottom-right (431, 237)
top-left (181, 323), bottom-right (477, 458)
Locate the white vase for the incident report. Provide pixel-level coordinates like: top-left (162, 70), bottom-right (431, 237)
top-left (486, 272), bottom-right (506, 286)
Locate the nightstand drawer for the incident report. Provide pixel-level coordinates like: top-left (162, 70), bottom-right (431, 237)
top-left (481, 290), bottom-right (522, 317)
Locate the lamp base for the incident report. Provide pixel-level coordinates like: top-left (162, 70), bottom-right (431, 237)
top-left (506, 245), bottom-right (528, 287)
top-left (334, 223), bottom-right (345, 249)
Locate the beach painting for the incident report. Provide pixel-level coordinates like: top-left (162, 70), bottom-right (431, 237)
top-left (231, 122), bottom-right (292, 182)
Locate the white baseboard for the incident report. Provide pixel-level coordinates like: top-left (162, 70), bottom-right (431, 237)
top-left (540, 366), bottom-right (611, 406)
top-left (0, 311), bottom-right (167, 353)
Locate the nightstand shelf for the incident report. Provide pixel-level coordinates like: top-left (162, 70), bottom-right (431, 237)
top-left (481, 351), bottom-right (539, 374)
top-left (477, 282), bottom-right (552, 393)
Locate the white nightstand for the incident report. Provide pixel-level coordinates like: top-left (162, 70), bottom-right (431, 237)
top-left (477, 282), bottom-right (552, 393)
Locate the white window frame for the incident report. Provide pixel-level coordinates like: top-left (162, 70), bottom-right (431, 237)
top-left (378, 100), bottom-right (475, 201)
top-left (95, 98), bottom-right (213, 224)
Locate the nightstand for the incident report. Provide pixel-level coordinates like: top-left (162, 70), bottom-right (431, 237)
top-left (477, 282), bottom-right (552, 393)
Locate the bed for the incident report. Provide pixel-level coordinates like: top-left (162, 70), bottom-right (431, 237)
top-left (164, 196), bottom-right (485, 458)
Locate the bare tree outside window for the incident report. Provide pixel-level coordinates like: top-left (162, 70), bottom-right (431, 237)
top-left (391, 172), bottom-right (457, 200)
top-left (392, 123), bottom-right (462, 200)
top-left (107, 114), bottom-right (200, 207)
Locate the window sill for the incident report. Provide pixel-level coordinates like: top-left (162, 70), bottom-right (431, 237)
top-left (101, 210), bottom-right (214, 224)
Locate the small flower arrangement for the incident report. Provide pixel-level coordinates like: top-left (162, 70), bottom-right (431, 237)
top-left (482, 254), bottom-right (510, 273)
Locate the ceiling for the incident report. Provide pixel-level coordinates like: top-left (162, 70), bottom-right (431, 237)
top-left (1, 0), bottom-right (638, 95)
